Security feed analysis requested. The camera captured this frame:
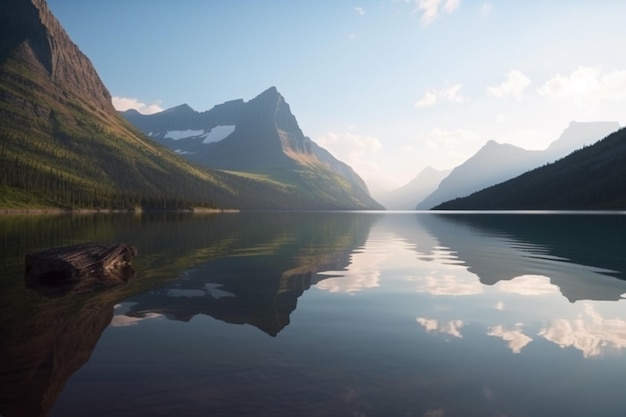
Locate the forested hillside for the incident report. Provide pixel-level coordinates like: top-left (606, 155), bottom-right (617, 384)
top-left (0, 0), bottom-right (381, 211)
top-left (434, 127), bottom-right (626, 210)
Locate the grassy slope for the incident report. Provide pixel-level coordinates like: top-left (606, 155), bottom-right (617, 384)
top-left (0, 47), bottom-right (367, 210)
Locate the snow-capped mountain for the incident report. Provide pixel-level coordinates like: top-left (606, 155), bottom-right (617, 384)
top-left (123, 87), bottom-right (382, 209)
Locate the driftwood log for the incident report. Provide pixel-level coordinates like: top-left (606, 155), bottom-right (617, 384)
top-left (25, 242), bottom-right (137, 284)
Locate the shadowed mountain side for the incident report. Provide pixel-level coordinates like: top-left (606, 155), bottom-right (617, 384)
top-left (418, 121), bottom-right (620, 210)
top-left (0, 0), bottom-right (377, 210)
top-left (434, 127), bottom-right (626, 210)
top-left (122, 87), bottom-right (382, 210)
top-left (374, 166), bottom-right (451, 210)
top-left (0, 0), bottom-right (242, 210)
top-left (123, 213), bottom-right (379, 336)
top-left (415, 213), bottom-right (626, 302)
top-left (0, 291), bottom-right (116, 417)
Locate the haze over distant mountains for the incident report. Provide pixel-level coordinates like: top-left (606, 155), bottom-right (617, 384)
top-left (3, 0), bottom-right (624, 212)
top-left (373, 167), bottom-right (451, 210)
top-left (0, 0), bottom-right (381, 210)
top-left (417, 121), bottom-right (620, 210)
top-left (435, 126), bottom-right (626, 210)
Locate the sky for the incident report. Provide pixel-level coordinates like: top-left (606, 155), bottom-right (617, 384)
top-left (47, 0), bottom-right (626, 191)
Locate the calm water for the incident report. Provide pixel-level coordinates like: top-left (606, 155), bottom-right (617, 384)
top-left (1, 211), bottom-right (626, 417)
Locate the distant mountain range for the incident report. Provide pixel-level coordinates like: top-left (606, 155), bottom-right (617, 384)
top-left (416, 121), bottom-right (620, 209)
top-left (0, 0), bottom-right (381, 211)
top-left (373, 166), bottom-right (451, 210)
top-left (121, 88), bottom-right (382, 210)
top-left (434, 126), bottom-right (626, 210)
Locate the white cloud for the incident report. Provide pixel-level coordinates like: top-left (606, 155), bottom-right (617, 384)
top-left (415, 84), bottom-right (466, 107)
top-left (538, 66), bottom-right (626, 108)
top-left (316, 272), bottom-right (379, 293)
top-left (417, 317), bottom-right (464, 338)
top-left (539, 303), bottom-right (626, 358)
top-left (316, 129), bottom-right (392, 184)
top-left (488, 324), bottom-right (532, 354)
top-left (316, 237), bottom-right (386, 293)
top-left (413, 0), bottom-right (461, 25)
top-left (112, 96), bottom-right (164, 115)
top-left (424, 127), bottom-right (481, 153)
top-left (316, 130), bottom-right (381, 161)
top-left (443, 0), bottom-right (460, 13)
top-left (480, 3), bottom-right (493, 15)
top-left (111, 312), bottom-right (161, 327)
top-left (355, 7), bottom-right (365, 15)
top-left (414, 126), bottom-right (483, 170)
top-left (496, 275), bottom-right (559, 296)
top-left (487, 70), bottom-right (532, 99)
top-left (418, 272), bottom-right (483, 296)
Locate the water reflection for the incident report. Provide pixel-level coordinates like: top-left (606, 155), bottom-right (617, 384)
top-left (0, 288), bottom-right (118, 417)
top-left (487, 324), bottom-right (533, 354)
top-left (416, 318), bottom-right (465, 338)
top-left (404, 213), bottom-right (626, 360)
top-left (415, 213), bottom-right (626, 302)
top-left (3, 212), bottom-right (626, 416)
top-left (118, 213), bottom-right (379, 336)
top-left (0, 212), bottom-right (378, 416)
top-left (539, 302), bottom-right (626, 358)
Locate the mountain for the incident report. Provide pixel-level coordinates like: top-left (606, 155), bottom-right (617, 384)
top-left (121, 87), bottom-right (382, 210)
top-left (0, 0), bottom-right (380, 211)
top-left (416, 141), bottom-right (544, 210)
top-left (374, 166), bottom-right (451, 210)
top-left (0, 0), bottom-right (261, 210)
top-left (434, 127), bottom-right (626, 210)
top-left (546, 121), bottom-right (620, 155)
top-left (416, 122), bottom-right (620, 210)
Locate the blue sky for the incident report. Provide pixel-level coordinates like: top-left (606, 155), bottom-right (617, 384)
top-left (48, 0), bottom-right (626, 190)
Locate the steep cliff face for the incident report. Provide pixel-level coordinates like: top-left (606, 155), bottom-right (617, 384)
top-left (0, 0), bottom-right (237, 209)
top-left (0, 0), bottom-right (112, 114)
top-left (0, 0), bottom-right (381, 210)
top-left (122, 86), bottom-right (382, 209)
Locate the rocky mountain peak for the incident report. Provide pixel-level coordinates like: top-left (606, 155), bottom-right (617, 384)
top-left (161, 103), bottom-right (195, 116)
top-left (0, 0), bottom-right (113, 113)
top-left (548, 121), bottom-right (620, 154)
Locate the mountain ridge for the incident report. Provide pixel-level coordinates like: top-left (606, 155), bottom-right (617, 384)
top-left (416, 121), bottom-right (620, 209)
top-left (434, 126), bottom-right (626, 210)
top-left (122, 86), bottom-right (381, 209)
top-left (374, 166), bottom-right (451, 210)
top-left (1, 0), bottom-right (381, 210)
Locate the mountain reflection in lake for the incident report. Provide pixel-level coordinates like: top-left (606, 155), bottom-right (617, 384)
top-left (1, 212), bottom-right (626, 417)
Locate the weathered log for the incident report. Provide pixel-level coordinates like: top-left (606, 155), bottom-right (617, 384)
top-left (25, 242), bottom-right (137, 284)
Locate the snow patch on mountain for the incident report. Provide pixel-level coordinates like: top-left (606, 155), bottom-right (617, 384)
top-left (202, 125), bottom-right (236, 144)
top-left (165, 129), bottom-right (205, 140)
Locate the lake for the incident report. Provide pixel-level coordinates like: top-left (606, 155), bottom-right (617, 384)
top-left (1, 211), bottom-right (626, 417)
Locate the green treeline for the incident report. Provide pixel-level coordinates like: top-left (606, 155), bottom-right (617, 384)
top-left (435, 127), bottom-right (626, 210)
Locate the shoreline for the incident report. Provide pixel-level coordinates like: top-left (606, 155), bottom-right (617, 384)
top-left (0, 207), bottom-right (240, 215)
